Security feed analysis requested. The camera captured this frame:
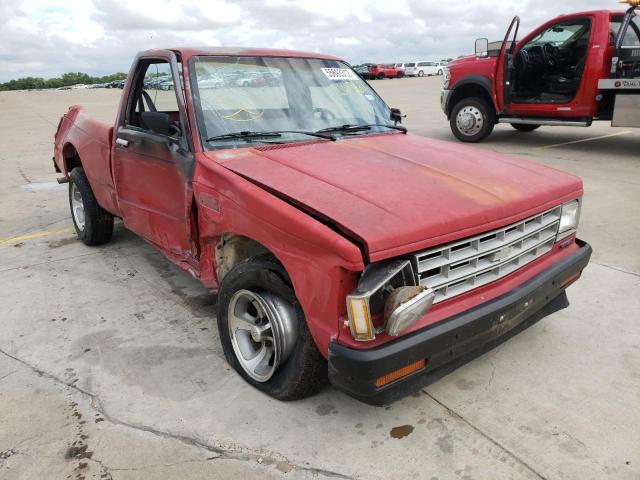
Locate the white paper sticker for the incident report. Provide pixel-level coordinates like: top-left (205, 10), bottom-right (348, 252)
top-left (321, 68), bottom-right (359, 81)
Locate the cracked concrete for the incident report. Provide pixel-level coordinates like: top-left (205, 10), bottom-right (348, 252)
top-left (1, 79), bottom-right (639, 479)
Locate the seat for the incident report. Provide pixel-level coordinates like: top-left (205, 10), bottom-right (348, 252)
top-left (546, 56), bottom-right (586, 95)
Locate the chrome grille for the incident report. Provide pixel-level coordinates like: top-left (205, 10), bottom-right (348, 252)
top-left (412, 207), bottom-right (562, 303)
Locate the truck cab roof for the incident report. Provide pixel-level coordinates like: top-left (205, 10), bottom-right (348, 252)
top-left (137, 47), bottom-right (341, 62)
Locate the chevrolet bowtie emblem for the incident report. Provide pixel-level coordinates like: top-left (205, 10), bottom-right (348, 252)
top-left (489, 246), bottom-right (514, 263)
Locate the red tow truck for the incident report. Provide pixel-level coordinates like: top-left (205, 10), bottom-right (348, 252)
top-left (53, 47), bottom-right (590, 404)
top-left (442, 3), bottom-right (640, 142)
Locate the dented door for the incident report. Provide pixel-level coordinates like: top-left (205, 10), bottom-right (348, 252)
top-left (112, 54), bottom-right (196, 260)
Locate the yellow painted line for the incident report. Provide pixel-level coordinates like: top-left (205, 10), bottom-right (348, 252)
top-left (533, 130), bottom-right (632, 151)
top-left (0, 227), bottom-right (74, 245)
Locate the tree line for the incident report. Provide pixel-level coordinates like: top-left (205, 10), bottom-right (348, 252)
top-left (0, 72), bottom-right (127, 91)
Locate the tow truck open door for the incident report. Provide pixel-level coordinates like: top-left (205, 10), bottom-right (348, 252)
top-left (495, 16), bottom-right (520, 112)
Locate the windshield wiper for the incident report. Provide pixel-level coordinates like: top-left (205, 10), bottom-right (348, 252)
top-left (206, 130), bottom-right (336, 143)
top-left (316, 123), bottom-right (407, 134)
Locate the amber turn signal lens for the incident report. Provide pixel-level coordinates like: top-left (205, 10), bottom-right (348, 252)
top-left (374, 359), bottom-right (426, 388)
top-left (559, 271), bottom-right (582, 288)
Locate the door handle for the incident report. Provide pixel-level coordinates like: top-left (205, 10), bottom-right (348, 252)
top-left (116, 138), bottom-right (129, 147)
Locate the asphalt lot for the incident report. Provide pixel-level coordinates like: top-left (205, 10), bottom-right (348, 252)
top-left (0, 76), bottom-right (639, 480)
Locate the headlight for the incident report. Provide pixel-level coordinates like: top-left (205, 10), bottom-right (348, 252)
top-left (557, 199), bottom-right (581, 240)
top-left (443, 69), bottom-right (451, 89)
top-left (346, 260), bottom-right (434, 341)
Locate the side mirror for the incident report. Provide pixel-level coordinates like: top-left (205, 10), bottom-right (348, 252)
top-left (475, 38), bottom-right (489, 58)
top-left (141, 112), bottom-right (171, 136)
top-left (390, 108), bottom-right (405, 124)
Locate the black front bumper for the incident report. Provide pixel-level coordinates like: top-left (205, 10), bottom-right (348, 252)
top-left (328, 240), bottom-right (592, 405)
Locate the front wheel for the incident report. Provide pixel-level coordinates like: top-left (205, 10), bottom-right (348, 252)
top-left (397, 71), bottom-right (404, 78)
top-left (511, 124), bottom-right (540, 132)
top-left (216, 255), bottom-right (326, 400)
top-left (450, 97), bottom-right (495, 143)
top-left (417, 71), bottom-right (424, 77)
top-left (69, 167), bottom-right (114, 245)
top-left (376, 73), bottom-right (385, 80)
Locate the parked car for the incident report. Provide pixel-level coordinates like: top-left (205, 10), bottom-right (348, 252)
top-left (198, 74), bottom-right (225, 89)
top-left (415, 62), bottom-right (442, 77)
top-left (442, 4), bottom-right (640, 142)
top-left (52, 47), bottom-right (591, 405)
top-left (354, 65), bottom-right (372, 79)
top-left (402, 62), bottom-right (418, 76)
top-left (368, 64), bottom-right (404, 79)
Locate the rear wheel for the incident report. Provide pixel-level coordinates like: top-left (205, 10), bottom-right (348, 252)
top-left (417, 71), bottom-right (424, 77)
top-left (450, 97), bottom-right (495, 143)
top-left (216, 255), bottom-right (326, 400)
top-left (511, 124), bottom-right (540, 132)
top-left (437, 69), bottom-right (443, 75)
top-left (68, 167), bottom-right (114, 246)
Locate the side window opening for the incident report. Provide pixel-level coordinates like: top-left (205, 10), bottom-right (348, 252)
top-left (127, 60), bottom-right (182, 134)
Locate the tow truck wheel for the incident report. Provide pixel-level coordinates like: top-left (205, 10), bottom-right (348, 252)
top-left (450, 97), bottom-right (495, 143)
top-left (511, 124), bottom-right (540, 132)
top-left (68, 167), bottom-right (114, 246)
top-left (217, 255), bottom-right (326, 400)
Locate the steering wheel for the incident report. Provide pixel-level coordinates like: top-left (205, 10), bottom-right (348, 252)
top-left (542, 43), bottom-right (559, 67)
top-left (517, 48), bottom-right (531, 71)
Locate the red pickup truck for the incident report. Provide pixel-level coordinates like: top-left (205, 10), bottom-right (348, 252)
top-left (53, 47), bottom-right (591, 404)
top-left (442, 5), bottom-right (640, 141)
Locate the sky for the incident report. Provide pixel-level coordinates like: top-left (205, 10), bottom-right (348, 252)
top-left (0, 0), bottom-right (623, 81)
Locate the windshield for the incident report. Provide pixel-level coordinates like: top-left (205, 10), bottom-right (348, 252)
top-left (528, 20), bottom-right (591, 47)
top-left (190, 56), bottom-right (392, 150)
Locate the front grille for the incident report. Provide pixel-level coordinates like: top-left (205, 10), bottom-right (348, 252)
top-left (412, 206), bottom-right (562, 303)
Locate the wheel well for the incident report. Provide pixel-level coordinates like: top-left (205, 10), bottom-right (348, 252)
top-left (448, 83), bottom-right (494, 118)
top-left (62, 144), bottom-right (81, 174)
top-left (215, 234), bottom-right (272, 283)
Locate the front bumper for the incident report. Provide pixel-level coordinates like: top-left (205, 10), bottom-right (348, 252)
top-left (328, 240), bottom-right (592, 405)
top-left (441, 88), bottom-right (452, 115)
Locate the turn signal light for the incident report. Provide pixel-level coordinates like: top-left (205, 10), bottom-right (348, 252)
top-left (374, 359), bottom-right (426, 388)
top-left (559, 271), bottom-right (582, 288)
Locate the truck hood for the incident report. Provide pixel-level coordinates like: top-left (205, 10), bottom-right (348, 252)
top-left (207, 133), bottom-right (582, 261)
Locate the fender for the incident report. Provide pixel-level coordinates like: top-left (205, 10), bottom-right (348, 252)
top-left (446, 75), bottom-right (495, 117)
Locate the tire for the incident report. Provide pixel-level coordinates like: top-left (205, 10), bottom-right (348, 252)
top-left (376, 73), bottom-right (385, 80)
top-left (397, 71), bottom-right (405, 79)
top-left (68, 167), bottom-right (114, 246)
top-left (417, 71), bottom-right (424, 77)
top-left (216, 255), bottom-right (327, 400)
top-left (437, 69), bottom-right (443, 76)
top-left (511, 124), bottom-right (540, 132)
top-left (450, 97), bottom-right (495, 143)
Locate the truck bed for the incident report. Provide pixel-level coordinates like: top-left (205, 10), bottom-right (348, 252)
top-left (53, 106), bottom-right (120, 216)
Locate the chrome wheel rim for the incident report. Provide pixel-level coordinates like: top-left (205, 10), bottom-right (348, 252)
top-left (456, 105), bottom-right (484, 136)
top-left (228, 289), bottom-right (298, 383)
top-left (70, 182), bottom-right (86, 231)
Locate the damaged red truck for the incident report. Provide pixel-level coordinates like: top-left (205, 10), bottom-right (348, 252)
top-left (53, 48), bottom-right (591, 404)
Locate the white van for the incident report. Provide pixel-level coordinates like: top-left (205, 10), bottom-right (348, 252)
top-left (415, 61), bottom-right (447, 77)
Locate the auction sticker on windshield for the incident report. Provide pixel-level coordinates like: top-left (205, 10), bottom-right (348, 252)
top-left (321, 68), bottom-right (359, 81)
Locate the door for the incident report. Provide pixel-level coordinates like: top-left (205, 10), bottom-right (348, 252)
top-left (501, 17), bottom-right (594, 117)
top-left (112, 54), bottom-right (197, 261)
top-left (495, 16), bottom-right (520, 112)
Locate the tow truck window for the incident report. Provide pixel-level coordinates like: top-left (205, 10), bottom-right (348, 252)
top-left (528, 20), bottom-right (590, 47)
top-left (610, 15), bottom-right (640, 47)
